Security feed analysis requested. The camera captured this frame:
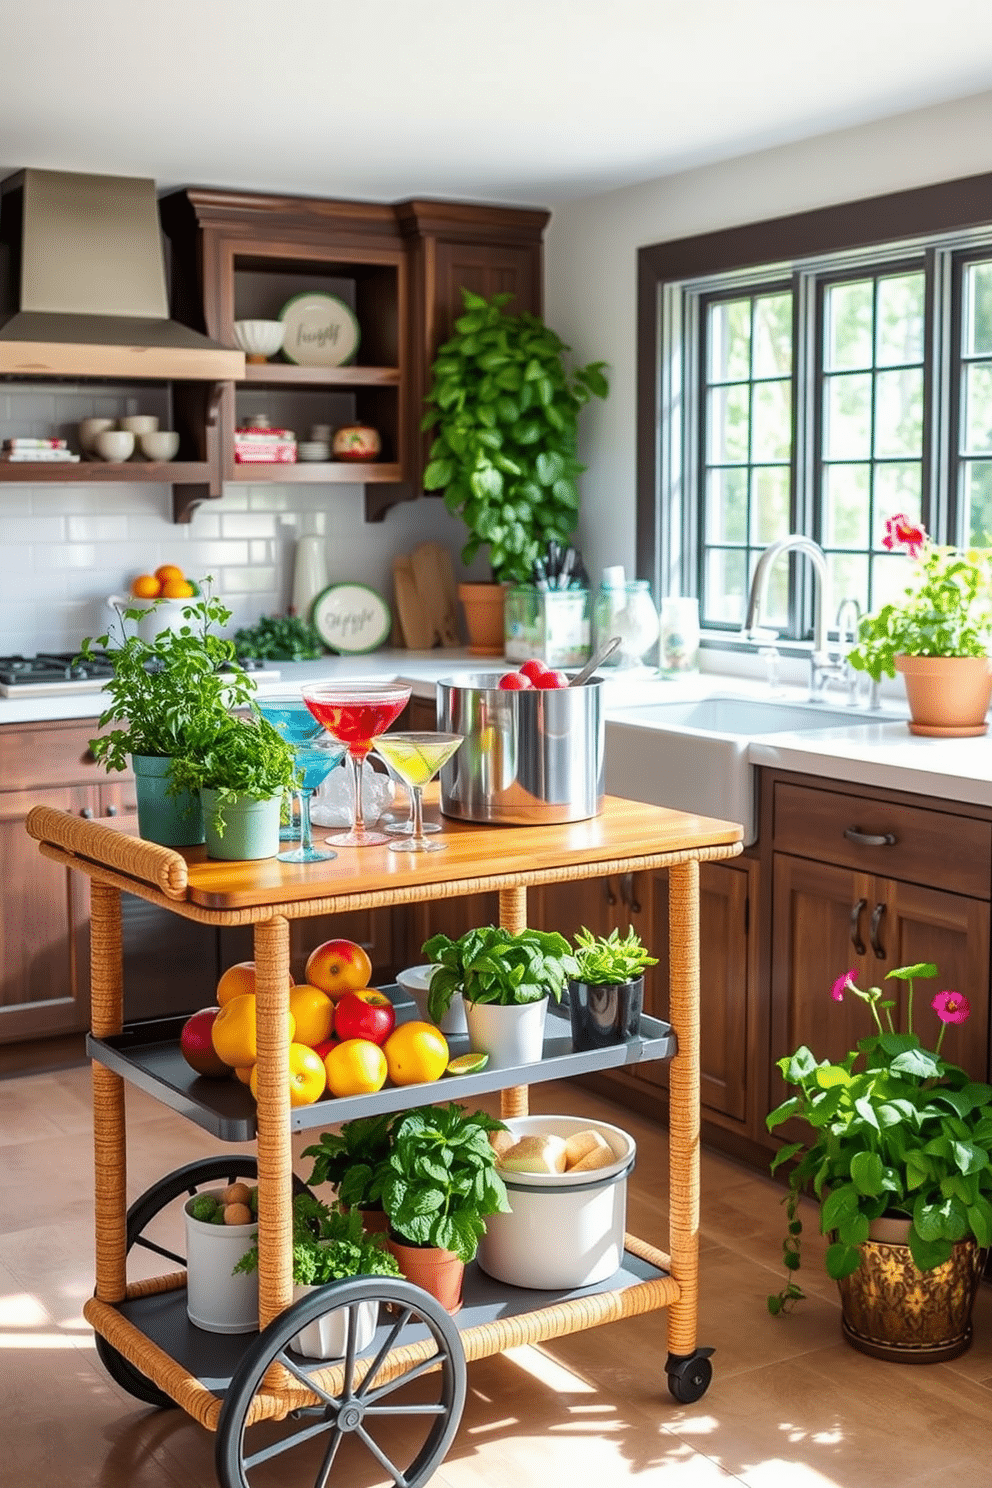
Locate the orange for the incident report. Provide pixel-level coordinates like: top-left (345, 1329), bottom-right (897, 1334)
top-left (323, 1038), bottom-right (388, 1098)
top-left (233, 1066), bottom-right (253, 1085)
top-left (160, 577), bottom-right (195, 599)
top-left (210, 992), bottom-right (296, 1068)
top-left (383, 1021), bottom-right (449, 1086)
top-left (250, 1042), bottom-right (326, 1107)
top-left (217, 961), bottom-right (294, 1007)
top-left (288, 985), bottom-right (335, 1047)
top-left (131, 574), bottom-right (161, 598)
top-left (154, 564), bottom-right (186, 584)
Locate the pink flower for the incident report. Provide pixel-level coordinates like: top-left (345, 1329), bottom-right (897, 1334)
top-left (932, 989), bottom-right (971, 1024)
top-left (882, 514), bottom-right (927, 558)
top-left (832, 969), bottom-right (857, 1002)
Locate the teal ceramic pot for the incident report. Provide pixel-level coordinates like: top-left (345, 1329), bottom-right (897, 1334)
top-left (201, 789), bottom-right (281, 861)
top-left (130, 754), bottom-right (205, 847)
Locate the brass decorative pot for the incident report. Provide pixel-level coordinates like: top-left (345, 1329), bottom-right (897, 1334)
top-left (835, 1216), bottom-right (985, 1363)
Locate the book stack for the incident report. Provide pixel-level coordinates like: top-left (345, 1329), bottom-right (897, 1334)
top-left (233, 426), bottom-right (297, 464)
top-left (1, 437), bottom-right (81, 463)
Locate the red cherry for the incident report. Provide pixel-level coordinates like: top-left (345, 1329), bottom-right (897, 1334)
top-left (498, 672), bottom-right (533, 690)
top-left (534, 670), bottom-right (569, 688)
top-left (518, 659), bottom-right (549, 683)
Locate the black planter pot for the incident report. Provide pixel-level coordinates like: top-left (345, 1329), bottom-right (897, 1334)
top-left (567, 976), bottom-right (644, 1050)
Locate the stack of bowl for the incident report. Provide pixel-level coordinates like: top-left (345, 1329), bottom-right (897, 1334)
top-left (78, 416), bottom-right (180, 463)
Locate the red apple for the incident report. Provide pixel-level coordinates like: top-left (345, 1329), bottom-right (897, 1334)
top-left (333, 989), bottom-right (397, 1046)
top-left (518, 659), bottom-right (549, 683)
top-left (498, 671), bottom-right (532, 690)
top-left (534, 669), bottom-right (569, 688)
top-left (180, 1007), bottom-right (230, 1078)
top-left (312, 1036), bottom-right (340, 1061)
top-left (305, 937), bottom-right (373, 997)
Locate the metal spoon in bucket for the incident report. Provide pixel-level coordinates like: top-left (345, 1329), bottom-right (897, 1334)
top-left (569, 636), bottom-right (621, 686)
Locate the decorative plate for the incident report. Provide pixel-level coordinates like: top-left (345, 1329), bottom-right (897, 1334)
top-left (311, 583), bottom-right (392, 654)
top-left (278, 292), bottom-right (360, 368)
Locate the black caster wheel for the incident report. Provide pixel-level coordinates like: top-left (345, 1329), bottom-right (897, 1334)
top-left (95, 1155), bottom-right (309, 1409)
top-left (215, 1276), bottom-right (467, 1488)
top-left (666, 1347), bottom-right (714, 1404)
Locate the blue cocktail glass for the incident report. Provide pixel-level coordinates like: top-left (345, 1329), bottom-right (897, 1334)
top-left (255, 695), bottom-right (346, 864)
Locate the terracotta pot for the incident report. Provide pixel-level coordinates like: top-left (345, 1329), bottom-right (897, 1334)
top-left (458, 581), bottom-right (506, 657)
top-left (386, 1233), bottom-right (465, 1314)
top-left (895, 654), bottom-right (992, 737)
top-left (834, 1216), bottom-right (985, 1363)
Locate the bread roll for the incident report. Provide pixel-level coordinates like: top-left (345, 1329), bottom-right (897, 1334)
top-left (568, 1141), bottom-right (617, 1173)
top-left (498, 1134), bottom-right (568, 1174)
top-left (563, 1129), bottom-right (612, 1169)
top-left (489, 1129), bottom-right (517, 1160)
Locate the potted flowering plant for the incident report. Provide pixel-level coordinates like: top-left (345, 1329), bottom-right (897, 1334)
top-left (767, 961), bottom-right (992, 1361)
top-left (847, 514), bottom-right (992, 734)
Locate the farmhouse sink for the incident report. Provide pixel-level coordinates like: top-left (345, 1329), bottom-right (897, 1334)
top-left (605, 690), bottom-right (882, 845)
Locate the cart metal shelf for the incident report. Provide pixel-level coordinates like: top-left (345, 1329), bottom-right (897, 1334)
top-left (26, 793), bottom-right (743, 1488)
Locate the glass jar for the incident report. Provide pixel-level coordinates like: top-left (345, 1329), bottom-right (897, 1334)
top-left (593, 580), bottom-right (660, 669)
top-left (660, 596), bottom-right (701, 674)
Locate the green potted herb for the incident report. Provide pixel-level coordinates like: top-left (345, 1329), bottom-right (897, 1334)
top-left (421, 288), bottom-right (608, 650)
top-left (424, 924), bottom-right (576, 1068)
top-left (567, 926), bottom-right (658, 1050)
top-left (234, 1193), bottom-right (400, 1358)
top-left (301, 1113), bottom-right (397, 1229)
top-left (366, 1104), bottom-right (509, 1313)
top-left (80, 589), bottom-right (256, 847)
top-left (170, 713), bottom-right (297, 861)
top-left (233, 612), bottom-right (323, 661)
top-left (767, 961), bottom-right (992, 1362)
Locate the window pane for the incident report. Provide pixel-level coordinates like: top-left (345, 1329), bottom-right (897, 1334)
top-left (827, 552), bottom-right (869, 621)
top-left (872, 552), bottom-right (915, 607)
top-left (822, 464), bottom-right (870, 547)
top-left (704, 548), bottom-right (748, 625)
top-left (752, 293), bottom-right (793, 378)
top-left (964, 364), bottom-right (992, 454)
top-left (751, 379), bottom-right (791, 461)
top-left (706, 384), bottom-right (749, 462)
top-left (752, 467), bottom-right (790, 543)
top-left (747, 550), bottom-right (789, 630)
top-left (960, 460), bottom-right (992, 545)
top-left (705, 468), bottom-right (748, 542)
top-left (876, 273), bottom-right (924, 366)
top-left (963, 262), bottom-right (992, 357)
top-left (825, 280), bottom-right (873, 371)
top-left (874, 368), bottom-right (923, 457)
top-left (824, 372), bottom-right (872, 459)
top-left (708, 300), bottom-right (751, 382)
top-left (874, 462), bottom-right (922, 528)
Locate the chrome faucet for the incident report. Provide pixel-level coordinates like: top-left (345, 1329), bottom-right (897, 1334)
top-left (834, 597), bottom-right (863, 706)
top-left (742, 535), bottom-right (840, 699)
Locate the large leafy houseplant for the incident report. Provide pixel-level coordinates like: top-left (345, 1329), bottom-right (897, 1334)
top-left (421, 288), bottom-right (608, 584)
top-left (767, 961), bottom-right (992, 1315)
top-left (423, 924), bottom-right (575, 1024)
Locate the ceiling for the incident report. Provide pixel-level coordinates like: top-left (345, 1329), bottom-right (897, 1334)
top-left (2, 0), bottom-right (992, 207)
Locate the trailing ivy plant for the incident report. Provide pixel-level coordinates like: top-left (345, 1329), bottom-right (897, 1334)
top-left (421, 288), bottom-right (608, 583)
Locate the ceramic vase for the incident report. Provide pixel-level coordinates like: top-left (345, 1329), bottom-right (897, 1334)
top-left (895, 654), bottom-right (992, 737)
top-left (201, 789), bottom-right (282, 861)
top-left (131, 754), bottom-right (205, 847)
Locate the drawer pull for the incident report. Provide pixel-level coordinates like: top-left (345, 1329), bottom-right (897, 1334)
top-left (869, 902), bottom-right (887, 959)
top-left (620, 872), bottom-right (642, 915)
top-left (849, 897), bottom-right (867, 955)
top-left (844, 826), bottom-right (897, 848)
top-left (105, 804), bottom-right (118, 816)
top-left (81, 806), bottom-right (94, 819)
top-left (605, 878), bottom-right (618, 908)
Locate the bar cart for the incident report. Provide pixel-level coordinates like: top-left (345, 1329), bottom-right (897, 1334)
top-left (27, 794), bottom-right (742, 1488)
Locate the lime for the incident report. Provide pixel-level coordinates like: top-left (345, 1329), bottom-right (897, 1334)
top-left (445, 1051), bottom-right (489, 1076)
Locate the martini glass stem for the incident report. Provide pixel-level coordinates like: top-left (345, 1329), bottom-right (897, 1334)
top-left (409, 783), bottom-right (426, 842)
top-left (350, 751), bottom-right (368, 836)
top-left (298, 788), bottom-right (316, 855)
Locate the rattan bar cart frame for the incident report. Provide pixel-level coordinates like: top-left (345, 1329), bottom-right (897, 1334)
top-left (27, 794), bottom-right (742, 1488)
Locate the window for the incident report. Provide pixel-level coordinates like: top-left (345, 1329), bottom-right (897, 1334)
top-left (637, 174), bottom-right (992, 647)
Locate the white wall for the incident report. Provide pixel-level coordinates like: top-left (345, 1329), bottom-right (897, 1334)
top-left (544, 89), bottom-right (992, 591)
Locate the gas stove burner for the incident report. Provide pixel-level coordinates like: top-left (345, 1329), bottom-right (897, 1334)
top-left (0, 651), bottom-right (116, 687)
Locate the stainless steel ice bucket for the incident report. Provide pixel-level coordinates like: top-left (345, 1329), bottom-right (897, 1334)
top-left (436, 673), bottom-right (604, 824)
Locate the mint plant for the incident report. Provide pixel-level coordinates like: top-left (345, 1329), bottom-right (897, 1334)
top-left (302, 1114), bottom-right (398, 1213)
top-left (423, 924), bottom-right (576, 1023)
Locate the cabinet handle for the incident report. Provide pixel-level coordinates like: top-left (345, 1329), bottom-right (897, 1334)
top-left (105, 803), bottom-right (118, 816)
top-left (844, 826), bottom-right (897, 848)
top-left (620, 872), bottom-right (642, 915)
top-left (849, 897), bottom-right (867, 955)
top-left (81, 806), bottom-right (94, 819)
top-left (605, 878), bottom-right (618, 908)
top-left (869, 902), bottom-right (887, 959)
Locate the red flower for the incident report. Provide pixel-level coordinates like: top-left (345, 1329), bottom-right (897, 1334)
top-left (832, 969), bottom-right (857, 1002)
top-left (882, 514), bottom-right (927, 558)
top-left (932, 989), bottom-right (971, 1025)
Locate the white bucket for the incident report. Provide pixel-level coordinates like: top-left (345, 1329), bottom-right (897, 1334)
top-left (291, 1286), bottom-right (378, 1359)
top-left (477, 1114), bottom-right (635, 1289)
top-left (183, 1195), bottom-right (259, 1334)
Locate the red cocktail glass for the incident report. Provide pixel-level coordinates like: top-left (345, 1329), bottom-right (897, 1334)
top-left (301, 681), bottom-right (412, 846)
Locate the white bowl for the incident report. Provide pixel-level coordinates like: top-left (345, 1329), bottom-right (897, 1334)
top-left (93, 430), bottom-right (135, 462)
top-left (119, 414), bottom-right (159, 436)
top-left (233, 319), bottom-right (286, 362)
top-left (78, 417), bottom-right (116, 455)
top-left (298, 441), bottom-right (331, 462)
top-left (138, 431), bottom-right (180, 462)
top-left (394, 965), bottom-right (468, 1036)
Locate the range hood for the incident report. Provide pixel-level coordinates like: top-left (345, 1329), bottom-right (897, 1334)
top-left (0, 169), bottom-right (243, 380)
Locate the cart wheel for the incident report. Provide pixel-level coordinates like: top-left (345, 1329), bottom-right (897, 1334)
top-left (94, 1156), bottom-right (309, 1410)
top-left (215, 1276), bottom-right (466, 1488)
top-left (666, 1347), bottom-right (714, 1404)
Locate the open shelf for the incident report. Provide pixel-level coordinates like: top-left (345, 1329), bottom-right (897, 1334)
top-left (87, 992), bottom-right (677, 1141)
top-left (0, 459), bottom-right (210, 483)
top-left (228, 460), bottom-right (402, 485)
top-left (241, 364), bottom-right (400, 388)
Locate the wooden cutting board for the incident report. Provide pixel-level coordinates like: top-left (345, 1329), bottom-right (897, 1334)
top-left (392, 555), bottom-right (434, 650)
top-left (411, 540), bottom-right (462, 648)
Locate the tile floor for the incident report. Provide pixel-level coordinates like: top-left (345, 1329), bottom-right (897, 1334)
top-left (2, 1064), bottom-right (991, 1487)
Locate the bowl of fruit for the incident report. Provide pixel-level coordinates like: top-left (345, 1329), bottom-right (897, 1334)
top-left (436, 660), bottom-right (604, 825)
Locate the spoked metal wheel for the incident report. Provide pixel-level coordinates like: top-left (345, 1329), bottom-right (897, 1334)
top-left (215, 1276), bottom-right (467, 1488)
top-left (95, 1155), bottom-right (309, 1409)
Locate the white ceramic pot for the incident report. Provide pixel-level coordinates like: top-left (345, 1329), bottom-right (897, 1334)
top-left (107, 593), bottom-right (191, 644)
top-left (394, 965), bottom-right (468, 1036)
top-left (477, 1114), bottom-right (636, 1290)
top-left (290, 1286), bottom-right (378, 1359)
top-left (183, 1196), bottom-right (258, 1334)
top-left (463, 996), bottom-right (548, 1069)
